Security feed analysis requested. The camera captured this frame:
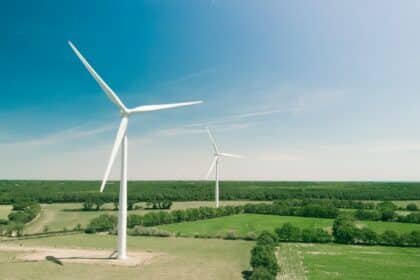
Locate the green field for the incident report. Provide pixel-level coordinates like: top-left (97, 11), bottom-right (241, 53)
top-left (159, 214), bottom-right (420, 237)
top-left (0, 234), bottom-right (252, 280)
top-left (24, 201), bottom-right (263, 234)
top-left (0, 205), bottom-right (12, 219)
top-left (279, 243), bottom-right (420, 280)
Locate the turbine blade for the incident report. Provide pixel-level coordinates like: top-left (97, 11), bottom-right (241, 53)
top-left (100, 117), bottom-right (128, 192)
top-left (206, 127), bottom-right (219, 153)
top-left (129, 101), bottom-right (202, 114)
top-left (68, 41), bottom-right (127, 112)
top-left (219, 152), bottom-right (243, 158)
top-left (205, 157), bottom-right (218, 179)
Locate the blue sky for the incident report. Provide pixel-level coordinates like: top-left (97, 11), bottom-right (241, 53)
top-left (2, 1), bottom-right (420, 180)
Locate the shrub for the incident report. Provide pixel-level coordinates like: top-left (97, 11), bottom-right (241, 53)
top-left (275, 223), bottom-right (301, 241)
top-left (82, 198), bottom-right (94, 211)
top-left (302, 228), bottom-right (332, 243)
top-left (381, 230), bottom-right (401, 246)
top-left (130, 226), bottom-right (172, 237)
top-left (406, 203), bottom-right (418, 211)
top-left (250, 266), bottom-right (276, 280)
top-left (0, 219), bottom-right (8, 225)
top-left (332, 214), bottom-right (357, 244)
top-left (358, 228), bottom-right (378, 245)
top-left (223, 230), bottom-right (238, 240)
top-left (256, 231), bottom-right (277, 247)
top-left (85, 214), bottom-right (117, 233)
top-left (250, 245), bottom-right (278, 277)
top-left (354, 209), bottom-right (381, 221)
top-left (377, 201), bottom-right (398, 211)
top-left (244, 232), bottom-right (258, 241)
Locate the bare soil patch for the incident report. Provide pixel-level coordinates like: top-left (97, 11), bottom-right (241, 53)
top-left (0, 244), bottom-right (163, 267)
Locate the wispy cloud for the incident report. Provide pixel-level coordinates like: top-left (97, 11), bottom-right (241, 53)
top-left (165, 68), bottom-right (217, 85)
top-left (0, 123), bottom-right (115, 148)
top-left (322, 141), bottom-right (420, 153)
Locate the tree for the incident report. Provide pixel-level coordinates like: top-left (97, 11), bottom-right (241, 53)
top-left (93, 197), bottom-right (105, 211)
top-left (275, 223), bottom-right (301, 241)
top-left (250, 267), bottom-right (276, 280)
top-left (82, 198), bottom-right (94, 211)
top-left (250, 245), bottom-right (278, 277)
top-left (85, 214), bottom-right (117, 233)
top-left (256, 231), bottom-right (277, 247)
top-left (406, 203), bottom-right (418, 211)
top-left (381, 230), bottom-right (401, 246)
top-left (332, 214), bottom-right (357, 244)
top-left (358, 228), bottom-right (378, 245)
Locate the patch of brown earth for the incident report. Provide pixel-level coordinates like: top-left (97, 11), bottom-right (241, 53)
top-left (0, 244), bottom-right (163, 267)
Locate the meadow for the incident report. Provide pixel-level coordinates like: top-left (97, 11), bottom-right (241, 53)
top-left (279, 243), bottom-right (420, 280)
top-left (2, 181), bottom-right (420, 279)
top-left (23, 201), bottom-right (263, 234)
top-left (0, 234), bottom-right (252, 280)
top-left (159, 213), bottom-right (420, 237)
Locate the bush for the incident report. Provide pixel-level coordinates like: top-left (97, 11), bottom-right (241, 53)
top-left (85, 214), bottom-right (117, 233)
top-left (406, 203), bottom-right (418, 211)
top-left (250, 267), bottom-right (276, 280)
top-left (130, 226), bottom-right (172, 237)
top-left (223, 230), bottom-right (238, 240)
top-left (256, 231), bottom-right (277, 247)
top-left (8, 202), bottom-right (40, 224)
top-left (244, 232), bottom-right (258, 241)
top-left (332, 214), bottom-right (357, 244)
top-left (381, 230), bottom-right (401, 246)
top-left (354, 209), bottom-right (381, 221)
top-left (302, 228), bottom-right (332, 243)
top-left (275, 223), bottom-right (301, 241)
top-left (358, 228), bottom-right (378, 245)
top-left (250, 245), bottom-right (278, 277)
top-left (0, 219), bottom-right (8, 225)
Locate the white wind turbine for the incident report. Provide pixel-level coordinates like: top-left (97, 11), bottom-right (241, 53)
top-left (205, 128), bottom-right (242, 208)
top-left (68, 41), bottom-right (202, 260)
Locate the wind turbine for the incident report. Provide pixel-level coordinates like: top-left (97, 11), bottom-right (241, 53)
top-left (68, 41), bottom-right (202, 260)
top-left (205, 128), bottom-right (242, 208)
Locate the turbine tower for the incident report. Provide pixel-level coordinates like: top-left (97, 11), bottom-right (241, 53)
top-left (205, 128), bottom-right (242, 208)
top-left (68, 41), bottom-right (202, 260)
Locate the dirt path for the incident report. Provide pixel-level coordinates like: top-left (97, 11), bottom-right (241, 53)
top-left (0, 244), bottom-right (163, 267)
top-left (24, 206), bottom-right (56, 234)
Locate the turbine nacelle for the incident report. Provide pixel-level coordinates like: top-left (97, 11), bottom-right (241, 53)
top-left (68, 40), bottom-right (202, 193)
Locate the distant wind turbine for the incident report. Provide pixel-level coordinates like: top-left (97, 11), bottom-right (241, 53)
top-left (68, 41), bottom-right (202, 260)
top-left (205, 128), bottom-right (242, 208)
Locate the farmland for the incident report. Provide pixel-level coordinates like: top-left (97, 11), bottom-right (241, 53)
top-left (0, 234), bottom-right (252, 280)
top-left (1, 181), bottom-right (420, 280)
top-left (159, 213), bottom-right (420, 237)
top-left (23, 201), bottom-right (263, 234)
top-left (279, 243), bottom-right (420, 280)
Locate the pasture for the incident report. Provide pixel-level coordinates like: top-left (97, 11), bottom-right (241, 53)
top-left (0, 234), bottom-right (252, 280)
top-left (279, 243), bottom-right (420, 280)
top-left (159, 213), bottom-right (420, 237)
top-left (24, 201), bottom-right (263, 234)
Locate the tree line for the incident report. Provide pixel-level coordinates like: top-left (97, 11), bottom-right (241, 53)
top-left (3, 180), bottom-right (420, 203)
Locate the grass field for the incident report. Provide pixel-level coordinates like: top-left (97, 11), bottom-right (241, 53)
top-left (278, 243), bottom-right (420, 280)
top-left (24, 201), bottom-right (263, 234)
top-left (159, 214), bottom-right (420, 237)
top-left (0, 205), bottom-right (11, 219)
top-left (0, 234), bottom-right (252, 280)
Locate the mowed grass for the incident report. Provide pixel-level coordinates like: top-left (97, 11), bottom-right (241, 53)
top-left (0, 234), bottom-right (252, 280)
top-left (279, 243), bottom-right (420, 280)
top-left (24, 201), bottom-right (264, 234)
top-left (159, 214), bottom-right (420, 237)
